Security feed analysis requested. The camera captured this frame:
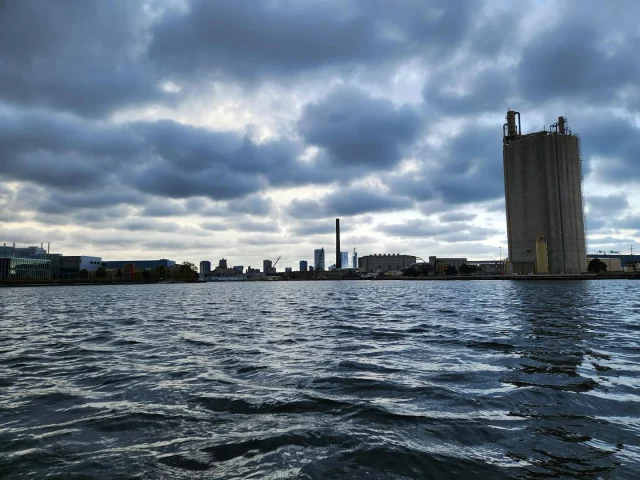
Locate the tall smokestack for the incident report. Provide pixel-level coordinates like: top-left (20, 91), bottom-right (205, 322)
top-left (336, 218), bottom-right (341, 269)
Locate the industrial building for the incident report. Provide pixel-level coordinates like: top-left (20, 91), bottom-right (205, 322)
top-left (59, 256), bottom-right (102, 279)
top-left (359, 254), bottom-right (416, 274)
top-left (314, 248), bottom-right (325, 271)
top-left (503, 111), bottom-right (586, 274)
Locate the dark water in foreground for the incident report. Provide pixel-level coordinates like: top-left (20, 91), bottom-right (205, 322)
top-left (1, 281), bottom-right (639, 479)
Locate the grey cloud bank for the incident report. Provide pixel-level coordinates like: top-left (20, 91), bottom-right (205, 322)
top-left (1, 0), bottom-right (639, 265)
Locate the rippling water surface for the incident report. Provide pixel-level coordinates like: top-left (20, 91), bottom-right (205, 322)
top-left (1, 280), bottom-right (639, 479)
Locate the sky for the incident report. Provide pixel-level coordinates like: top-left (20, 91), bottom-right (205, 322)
top-left (1, 0), bottom-right (639, 271)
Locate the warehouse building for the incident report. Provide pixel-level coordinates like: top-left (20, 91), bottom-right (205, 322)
top-left (358, 254), bottom-right (416, 274)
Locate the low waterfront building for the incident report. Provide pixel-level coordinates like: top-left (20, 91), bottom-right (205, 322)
top-left (587, 257), bottom-right (623, 272)
top-left (466, 260), bottom-right (506, 275)
top-left (0, 257), bottom-right (51, 280)
top-left (358, 254), bottom-right (417, 274)
top-left (233, 265), bottom-right (243, 274)
top-left (59, 256), bottom-right (102, 279)
top-left (429, 256), bottom-right (467, 274)
top-left (587, 253), bottom-right (639, 271)
top-left (103, 259), bottom-right (176, 270)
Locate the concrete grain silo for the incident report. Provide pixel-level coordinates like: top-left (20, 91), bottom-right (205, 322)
top-left (503, 111), bottom-right (586, 274)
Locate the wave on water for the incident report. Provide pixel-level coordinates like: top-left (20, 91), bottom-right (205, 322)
top-left (1, 281), bottom-right (639, 479)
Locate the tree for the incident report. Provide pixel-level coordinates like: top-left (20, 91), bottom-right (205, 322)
top-left (588, 258), bottom-right (608, 273)
top-left (79, 269), bottom-right (89, 279)
top-left (177, 262), bottom-right (199, 281)
top-left (142, 269), bottom-right (151, 281)
top-left (445, 265), bottom-right (458, 275)
top-left (95, 267), bottom-right (107, 279)
top-left (403, 263), bottom-right (432, 277)
top-left (152, 265), bottom-right (166, 280)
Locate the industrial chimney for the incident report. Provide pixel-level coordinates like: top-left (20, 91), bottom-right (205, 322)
top-left (336, 218), bottom-right (341, 269)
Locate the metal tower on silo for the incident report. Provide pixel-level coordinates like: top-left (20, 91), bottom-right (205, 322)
top-left (503, 111), bottom-right (586, 274)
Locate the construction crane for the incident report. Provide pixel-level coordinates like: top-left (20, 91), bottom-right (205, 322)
top-left (271, 256), bottom-right (281, 273)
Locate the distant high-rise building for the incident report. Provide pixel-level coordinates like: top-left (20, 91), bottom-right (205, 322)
top-left (314, 248), bottom-right (325, 271)
top-left (299, 260), bottom-right (308, 272)
top-left (263, 259), bottom-right (272, 274)
top-left (340, 252), bottom-right (349, 269)
top-left (285, 267), bottom-right (292, 274)
top-left (309, 265), bottom-right (314, 272)
top-left (352, 249), bottom-right (358, 270)
top-left (233, 265), bottom-right (243, 274)
top-left (200, 261), bottom-right (211, 277)
top-left (219, 258), bottom-right (228, 269)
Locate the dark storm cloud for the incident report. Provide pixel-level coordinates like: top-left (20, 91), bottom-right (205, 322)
top-left (440, 212), bottom-right (476, 223)
top-left (385, 125), bottom-right (504, 206)
top-left (117, 219), bottom-right (182, 233)
top-left (288, 220), bottom-right (354, 237)
top-left (587, 194), bottom-right (629, 216)
top-left (234, 219), bottom-right (280, 233)
top-left (618, 215), bottom-right (640, 230)
top-left (381, 220), bottom-right (497, 241)
top-left (580, 118), bottom-right (640, 182)
top-left (200, 221), bottom-right (230, 232)
top-left (0, 106), bottom-right (139, 189)
top-left (422, 1), bottom-right (640, 116)
top-left (140, 202), bottom-right (189, 218)
top-left (3, 0), bottom-right (639, 256)
top-left (286, 187), bottom-right (414, 219)
top-left (149, 0), bottom-right (476, 84)
top-left (0, 105), bottom-right (342, 203)
top-left (298, 86), bottom-right (422, 168)
top-left (227, 195), bottom-right (274, 216)
top-left (0, 0), bottom-right (169, 116)
top-left (516, 12), bottom-right (640, 106)
top-left (424, 66), bottom-right (516, 116)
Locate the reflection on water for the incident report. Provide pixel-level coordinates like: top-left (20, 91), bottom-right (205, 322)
top-left (500, 282), bottom-right (627, 478)
top-left (0, 280), bottom-right (638, 479)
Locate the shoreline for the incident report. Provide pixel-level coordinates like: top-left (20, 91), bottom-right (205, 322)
top-left (1, 273), bottom-right (638, 288)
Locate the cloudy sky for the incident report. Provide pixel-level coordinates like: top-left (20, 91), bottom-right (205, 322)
top-left (1, 0), bottom-right (639, 270)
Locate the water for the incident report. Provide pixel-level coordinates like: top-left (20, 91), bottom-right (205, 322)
top-left (1, 280), bottom-right (639, 479)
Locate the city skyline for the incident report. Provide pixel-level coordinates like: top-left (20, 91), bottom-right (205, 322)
top-left (1, 1), bottom-right (639, 271)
